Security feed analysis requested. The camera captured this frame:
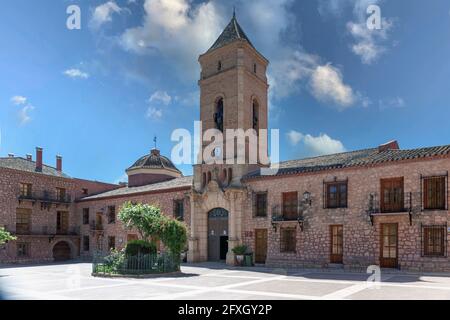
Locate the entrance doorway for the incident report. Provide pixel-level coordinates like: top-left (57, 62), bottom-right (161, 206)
top-left (255, 229), bottom-right (268, 264)
top-left (207, 208), bottom-right (229, 261)
top-left (330, 225), bottom-right (343, 264)
top-left (380, 223), bottom-right (398, 268)
top-left (53, 241), bottom-right (72, 261)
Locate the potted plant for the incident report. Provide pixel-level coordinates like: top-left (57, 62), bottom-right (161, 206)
top-left (232, 245), bottom-right (247, 266)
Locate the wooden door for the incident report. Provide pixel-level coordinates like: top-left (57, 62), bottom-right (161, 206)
top-left (56, 211), bottom-right (69, 234)
top-left (96, 213), bottom-right (103, 229)
top-left (380, 223), bottom-right (398, 268)
top-left (255, 229), bottom-right (268, 264)
top-left (207, 208), bottom-right (229, 261)
top-left (330, 225), bottom-right (343, 264)
top-left (53, 241), bottom-right (71, 261)
top-left (380, 178), bottom-right (404, 213)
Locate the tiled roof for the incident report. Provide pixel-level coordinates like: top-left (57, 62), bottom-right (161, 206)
top-left (79, 176), bottom-right (193, 201)
top-left (0, 157), bottom-right (71, 178)
top-left (244, 145), bottom-right (450, 180)
top-left (127, 149), bottom-right (180, 173)
top-left (208, 14), bottom-right (256, 53)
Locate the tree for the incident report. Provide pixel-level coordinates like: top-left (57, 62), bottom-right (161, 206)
top-left (118, 202), bottom-right (187, 255)
top-left (0, 227), bottom-right (16, 245)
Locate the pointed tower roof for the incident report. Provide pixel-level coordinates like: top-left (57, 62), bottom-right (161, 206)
top-left (207, 12), bottom-right (256, 53)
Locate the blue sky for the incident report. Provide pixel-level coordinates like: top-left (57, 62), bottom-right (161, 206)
top-left (1, 0), bottom-right (450, 183)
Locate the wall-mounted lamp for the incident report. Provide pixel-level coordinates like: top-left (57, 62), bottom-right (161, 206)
top-left (303, 191), bottom-right (312, 206)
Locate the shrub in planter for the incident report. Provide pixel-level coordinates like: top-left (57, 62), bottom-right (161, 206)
top-left (125, 240), bottom-right (157, 256)
top-left (232, 245), bottom-right (248, 266)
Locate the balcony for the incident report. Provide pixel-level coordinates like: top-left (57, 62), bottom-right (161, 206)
top-left (271, 205), bottom-right (304, 231)
top-left (366, 192), bottom-right (422, 225)
top-left (90, 221), bottom-right (104, 233)
top-left (18, 190), bottom-right (72, 207)
top-left (9, 225), bottom-right (80, 237)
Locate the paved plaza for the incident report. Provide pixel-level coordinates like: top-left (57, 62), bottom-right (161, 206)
top-left (1, 262), bottom-right (450, 300)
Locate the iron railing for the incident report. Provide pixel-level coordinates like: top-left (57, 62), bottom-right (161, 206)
top-left (18, 190), bottom-right (71, 203)
top-left (92, 252), bottom-right (181, 275)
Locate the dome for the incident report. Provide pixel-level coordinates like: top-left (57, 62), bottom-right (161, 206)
top-left (126, 149), bottom-right (182, 187)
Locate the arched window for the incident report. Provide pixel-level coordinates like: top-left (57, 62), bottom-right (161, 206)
top-left (252, 99), bottom-right (259, 132)
top-left (217, 61), bottom-right (222, 71)
top-left (202, 172), bottom-right (206, 187)
top-left (253, 63), bottom-right (257, 73)
top-left (207, 171), bottom-right (212, 183)
top-left (214, 98), bottom-right (224, 132)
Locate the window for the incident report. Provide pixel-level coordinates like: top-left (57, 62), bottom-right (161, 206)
top-left (326, 181), bottom-right (348, 208)
top-left (17, 243), bottom-right (29, 257)
top-left (282, 192), bottom-right (298, 220)
top-left (228, 168), bottom-right (232, 184)
top-left (56, 188), bottom-right (66, 202)
top-left (254, 192), bottom-right (267, 217)
top-left (16, 208), bottom-right (31, 234)
top-left (83, 236), bottom-right (90, 252)
top-left (19, 183), bottom-right (32, 197)
top-left (82, 188), bottom-right (88, 195)
top-left (174, 200), bottom-right (184, 221)
top-left (423, 226), bottom-right (446, 257)
top-left (207, 171), bottom-right (212, 183)
top-left (423, 176), bottom-right (446, 210)
top-left (82, 208), bottom-right (89, 225)
top-left (380, 177), bottom-right (404, 213)
top-left (217, 60), bottom-right (222, 71)
top-left (214, 98), bottom-right (224, 132)
top-left (252, 100), bottom-right (259, 132)
top-left (56, 211), bottom-right (69, 234)
top-left (253, 63), bottom-right (257, 73)
top-left (107, 206), bottom-right (116, 224)
top-left (280, 228), bottom-right (296, 253)
top-left (202, 172), bottom-right (207, 187)
top-left (108, 236), bottom-right (116, 251)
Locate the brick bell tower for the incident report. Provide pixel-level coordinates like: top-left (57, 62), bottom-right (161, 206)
top-left (193, 11), bottom-right (269, 191)
top-left (189, 12), bottom-right (269, 265)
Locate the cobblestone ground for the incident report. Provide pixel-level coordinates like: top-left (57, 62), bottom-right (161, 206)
top-left (1, 262), bottom-right (450, 300)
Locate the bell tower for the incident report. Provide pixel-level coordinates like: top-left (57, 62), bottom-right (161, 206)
top-left (193, 12), bottom-right (269, 191)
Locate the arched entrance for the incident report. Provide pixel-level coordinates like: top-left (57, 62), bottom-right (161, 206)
top-left (53, 241), bottom-right (72, 261)
top-left (208, 208), bottom-right (229, 261)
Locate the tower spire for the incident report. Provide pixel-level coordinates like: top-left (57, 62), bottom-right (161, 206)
top-left (233, 5), bottom-right (236, 19)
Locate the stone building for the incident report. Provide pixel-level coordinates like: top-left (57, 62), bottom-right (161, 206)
top-left (1, 14), bottom-right (449, 271)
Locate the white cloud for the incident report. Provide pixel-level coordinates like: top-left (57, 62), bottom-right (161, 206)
top-left (146, 107), bottom-right (163, 120)
top-left (287, 130), bottom-right (346, 157)
top-left (120, 0), bottom-right (223, 78)
top-left (91, 1), bottom-right (124, 28)
top-left (63, 68), bottom-right (90, 79)
top-left (379, 96), bottom-right (405, 110)
top-left (303, 133), bottom-right (346, 156)
top-left (287, 130), bottom-right (303, 146)
top-left (11, 96), bottom-right (27, 105)
top-left (310, 64), bottom-right (356, 108)
top-left (347, 19), bottom-right (393, 64)
top-left (18, 104), bottom-right (34, 125)
top-left (149, 90), bottom-right (172, 105)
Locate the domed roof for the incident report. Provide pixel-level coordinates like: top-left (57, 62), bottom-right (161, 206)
top-left (126, 149), bottom-right (181, 174)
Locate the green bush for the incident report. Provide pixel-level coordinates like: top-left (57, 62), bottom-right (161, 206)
top-left (232, 245), bottom-right (248, 255)
top-left (118, 202), bottom-right (187, 256)
top-left (125, 240), bottom-right (157, 256)
top-left (0, 227), bottom-right (16, 245)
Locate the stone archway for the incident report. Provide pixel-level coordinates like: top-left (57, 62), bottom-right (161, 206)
top-left (207, 208), bottom-right (229, 261)
top-left (52, 241), bottom-right (72, 261)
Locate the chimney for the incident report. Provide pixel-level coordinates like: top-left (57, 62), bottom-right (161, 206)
top-left (56, 155), bottom-right (62, 172)
top-left (151, 148), bottom-right (160, 156)
top-left (36, 147), bottom-right (43, 172)
top-left (8, 153), bottom-right (14, 158)
top-left (26, 154), bottom-right (32, 161)
top-left (378, 140), bottom-right (400, 153)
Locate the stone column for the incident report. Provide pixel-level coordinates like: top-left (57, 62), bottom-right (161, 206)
top-left (187, 194), bottom-right (200, 263)
top-left (226, 192), bottom-right (238, 265)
